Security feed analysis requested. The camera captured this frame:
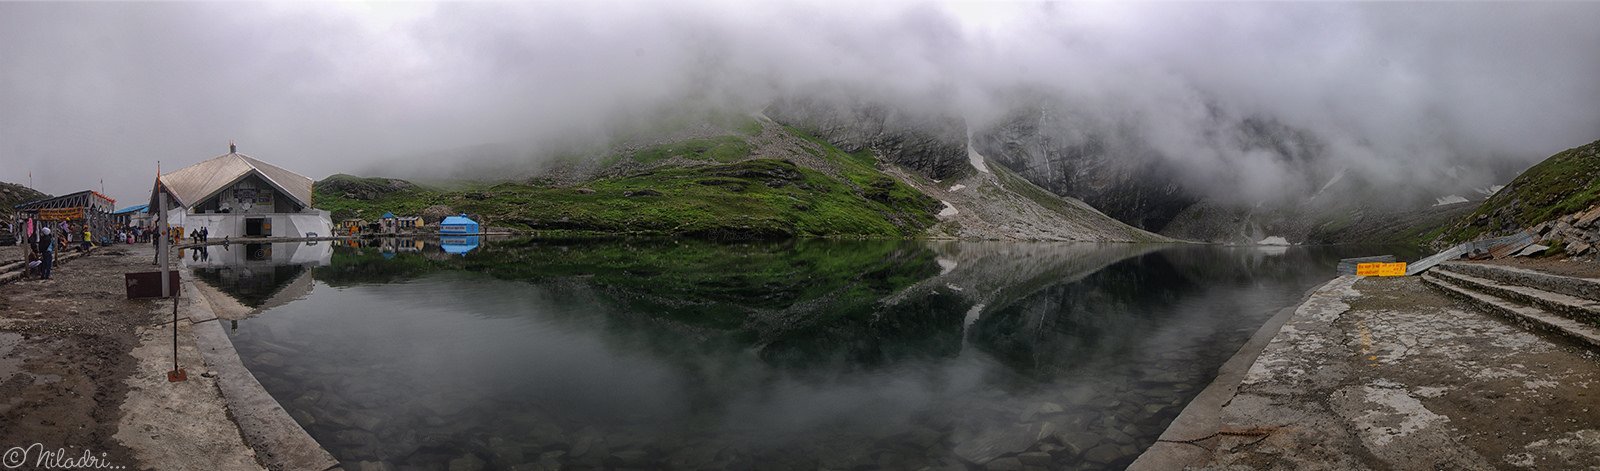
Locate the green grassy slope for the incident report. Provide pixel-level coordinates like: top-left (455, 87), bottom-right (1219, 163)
top-left (1438, 140), bottom-right (1600, 244)
top-left (314, 129), bottom-right (939, 238)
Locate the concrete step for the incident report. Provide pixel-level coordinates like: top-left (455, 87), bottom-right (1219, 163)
top-left (1429, 269), bottom-right (1600, 328)
top-left (1423, 273), bottom-right (1600, 350)
top-left (1438, 261), bottom-right (1600, 303)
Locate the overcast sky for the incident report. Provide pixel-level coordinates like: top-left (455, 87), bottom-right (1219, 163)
top-left (3, 1), bottom-right (1597, 206)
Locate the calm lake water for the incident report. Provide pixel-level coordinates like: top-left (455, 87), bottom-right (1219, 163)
top-left (198, 238), bottom-right (1417, 470)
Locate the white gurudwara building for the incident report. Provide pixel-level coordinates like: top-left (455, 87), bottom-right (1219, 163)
top-left (150, 144), bottom-right (331, 239)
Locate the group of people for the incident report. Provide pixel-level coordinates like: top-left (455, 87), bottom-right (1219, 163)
top-left (9, 217), bottom-right (76, 280)
top-left (7, 216), bottom-right (170, 281)
top-left (188, 226), bottom-right (210, 243)
top-left (113, 225), bottom-right (158, 245)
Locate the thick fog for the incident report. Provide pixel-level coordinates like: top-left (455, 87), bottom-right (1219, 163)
top-left (3, 1), bottom-right (1597, 205)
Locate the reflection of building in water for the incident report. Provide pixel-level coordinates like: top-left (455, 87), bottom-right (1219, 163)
top-left (379, 237), bottom-right (425, 255)
top-left (185, 242), bottom-right (332, 318)
top-left (440, 235), bottom-right (480, 255)
top-left (187, 241), bottom-right (332, 268)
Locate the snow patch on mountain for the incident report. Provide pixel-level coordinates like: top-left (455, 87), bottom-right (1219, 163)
top-left (938, 201), bottom-right (959, 217)
top-left (1434, 195), bottom-right (1469, 206)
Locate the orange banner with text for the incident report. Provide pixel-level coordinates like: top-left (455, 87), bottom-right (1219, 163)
top-left (37, 207), bottom-right (85, 221)
top-left (1356, 262), bottom-right (1407, 277)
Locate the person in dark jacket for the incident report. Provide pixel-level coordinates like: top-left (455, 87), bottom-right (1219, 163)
top-left (38, 227), bottom-right (55, 279)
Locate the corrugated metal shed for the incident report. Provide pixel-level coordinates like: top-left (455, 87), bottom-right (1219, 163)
top-left (152, 152), bottom-right (313, 209)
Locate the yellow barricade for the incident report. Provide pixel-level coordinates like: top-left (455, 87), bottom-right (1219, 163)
top-left (1356, 262), bottom-right (1407, 277)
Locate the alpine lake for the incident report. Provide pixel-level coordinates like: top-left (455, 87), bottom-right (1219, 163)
top-left (186, 237), bottom-right (1420, 470)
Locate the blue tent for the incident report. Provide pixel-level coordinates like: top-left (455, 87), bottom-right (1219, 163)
top-left (381, 212), bottom-right (396, 219)
top-left (440, 214), bottom-right (479, 234)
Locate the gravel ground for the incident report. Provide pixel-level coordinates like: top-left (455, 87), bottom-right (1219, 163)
top-left (0, 245), bottom-right (261, 470)
top-left (0, 246), bottom-right (151, 468)
top-left (0, 245), bottom-right (23, 265)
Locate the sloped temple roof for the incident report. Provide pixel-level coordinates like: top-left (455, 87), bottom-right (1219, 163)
top-left (152, 152), bottom-right (313, 210)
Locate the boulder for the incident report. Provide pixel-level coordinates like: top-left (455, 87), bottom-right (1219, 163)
top-left (1081, 443), bottom-right (1123, 464)
top-left (353, 461), bottom-right (396, 471)
top-left (984, 457), bottom-right (1023, 471)
top-left (448, 454), bottom-right (486, 471)
top-left (1568, 241), bottom-right (1593, 256)
top-left (1576, 205), bottom-right (1600, 228)
top-left (951, 423), bottom-right (1045, 465)
top-left (1015, 452), bottom-right (1052, 467)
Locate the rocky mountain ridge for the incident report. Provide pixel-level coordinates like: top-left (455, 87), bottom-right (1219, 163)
top-left (1, 181), bottom-right (49, 210)
top-left (317, 115), bottom-right (1165, 242)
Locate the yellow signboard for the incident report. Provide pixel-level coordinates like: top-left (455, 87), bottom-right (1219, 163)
top-left (1357, 262), bottom-right (1407, 277)
top-left (37, 207), bottom-right (85, 221)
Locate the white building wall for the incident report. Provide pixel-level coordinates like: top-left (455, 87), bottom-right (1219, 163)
top-left (171, 210), bottom-right (331, 239)
top-left (283, 211), bottom-right (332, 238)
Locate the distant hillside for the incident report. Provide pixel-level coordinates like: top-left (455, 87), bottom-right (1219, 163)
top-left (315, 115), bottom-right (1164, 241)
top-left (315, 118), bottom-right (939, 238)
top-left (1, 181), bottom-right (49, 210)
top-left (1437, 139), bottom-right (1600, 245)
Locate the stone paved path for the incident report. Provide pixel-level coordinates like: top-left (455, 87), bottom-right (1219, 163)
top-left (1191, 275), bottom-right (1600, 470)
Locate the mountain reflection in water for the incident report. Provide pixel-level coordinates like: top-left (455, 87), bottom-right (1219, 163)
top-left (211, 239), bottom-right (1418, 470)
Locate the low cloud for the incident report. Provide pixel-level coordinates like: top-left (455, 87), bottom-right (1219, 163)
top-left (3, 1), bottom-right (1596, 205)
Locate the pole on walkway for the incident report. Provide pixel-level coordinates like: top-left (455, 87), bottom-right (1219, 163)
top-left (159, 191), bottom-right (186, 382)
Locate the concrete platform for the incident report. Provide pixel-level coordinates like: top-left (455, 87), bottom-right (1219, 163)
top-left (1134, 275), bottom-right (1600, 470)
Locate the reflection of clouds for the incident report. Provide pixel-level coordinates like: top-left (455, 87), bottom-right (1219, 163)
top-left (229, 242), bottom-right (1386, 468)
top-left (1257, 245), bottom-right (1289, 256)
top-left (887, 241), bottom-right (1165, 314)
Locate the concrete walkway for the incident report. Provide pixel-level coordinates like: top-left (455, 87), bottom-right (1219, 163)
top-left (1138, 275), bottom-right (1600, 470)
top-left (113, 306), bottom-right (263, 470)
top-left (0, 245), bottom-right (262, 470)
top-left (1, 244), bottom-right (337, 470)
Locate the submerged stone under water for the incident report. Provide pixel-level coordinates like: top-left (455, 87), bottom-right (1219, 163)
top-left (200, 238), bottom-right (1419, 470)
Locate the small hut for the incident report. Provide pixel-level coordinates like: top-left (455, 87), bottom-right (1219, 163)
top-left (439, 214), bottom-right (479, 234)
top-left (379, 212), bottom-right (397, 234)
